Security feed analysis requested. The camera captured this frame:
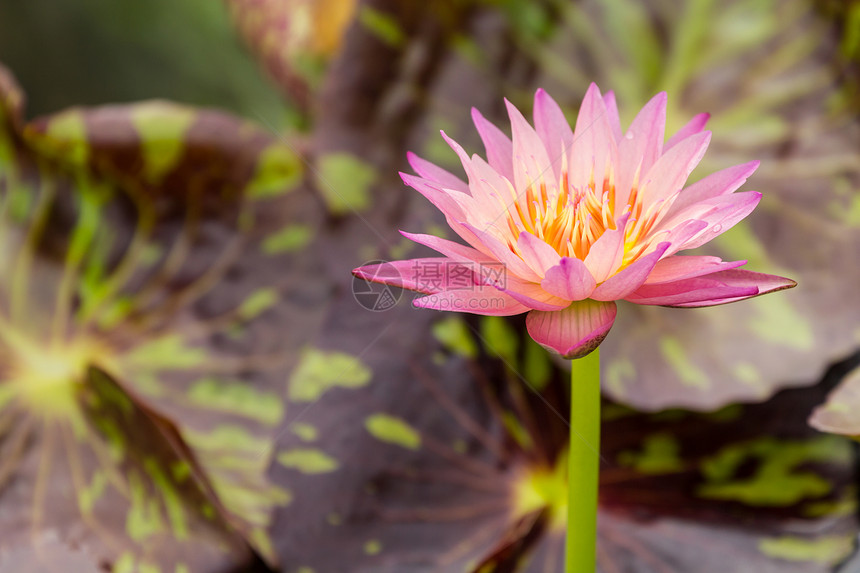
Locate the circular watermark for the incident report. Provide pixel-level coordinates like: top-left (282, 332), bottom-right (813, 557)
top-left (352, 260), bottom-right (402, 312)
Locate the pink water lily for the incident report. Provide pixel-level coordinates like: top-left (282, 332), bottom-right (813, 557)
top-left (353, 85), bottom-right (795, 359)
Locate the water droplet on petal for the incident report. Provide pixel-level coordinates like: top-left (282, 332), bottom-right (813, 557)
top-left (713, 224), bottom-right (723, 233)
top-left (625, 131), bottom-right (634, 140)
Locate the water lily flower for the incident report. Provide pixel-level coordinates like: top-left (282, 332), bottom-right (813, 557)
top-left (353, 84), bottom-right (795, 359)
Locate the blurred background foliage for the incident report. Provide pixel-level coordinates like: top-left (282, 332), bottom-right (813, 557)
top-left (0, 0), bottom-right (285, 121)
top-left (0, 0), bottom-right (859, 572)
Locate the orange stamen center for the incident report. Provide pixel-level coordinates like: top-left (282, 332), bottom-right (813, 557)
top-left (497, 158), bottom-right (669, 269)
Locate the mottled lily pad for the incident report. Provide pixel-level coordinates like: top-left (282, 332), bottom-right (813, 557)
top-left (1, 0), bottom-right (858, 571)
top-left (0, 62), bottom-right (323, 571)
top-left (485, 0), bottom-right (860, 410)
top-left (810, 367), bottom-right (860, 438)
top-left (269, 302), bottom-right (858, 571)
top-left (259, 4), bottom-right (858, 568)
top-left (299, 0), bottom-right (860, 412)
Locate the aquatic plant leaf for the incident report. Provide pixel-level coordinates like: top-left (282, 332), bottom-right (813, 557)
top-left (810, 367), bottom-right (860, 438)
top-left (23, 98), bottom-right (303, 202)
top-left (0, 62), bottom-right (322, 570)
top-left (2, 0), bottom-right (855, 570)
top-left (250, 5), bottom-right (858, 570)
top-left (488, 0), bottom-right (860, 410)
top-left (299, 0), bottom-right (860, 412)
top-left (268, 305), bottom-right (858, 571)
top-left (0, 536), bottom-right (103, 573)
top-left (0, 363), bottom-right (261, 571)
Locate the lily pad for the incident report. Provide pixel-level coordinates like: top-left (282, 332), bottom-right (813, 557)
top-left (469, 0), bottom-right (860, 410)
top-left (810, 367), bottom-right (860, 438)
top-left (0, 62), bottom-right (324, 570)
top-left (268, 301), bottom-right (858, 571)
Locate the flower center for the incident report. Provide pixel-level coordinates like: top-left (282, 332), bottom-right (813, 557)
top-left (507, 172), bottom-right (617, 260)
top-left (501, 169), bottom-right (666, 267)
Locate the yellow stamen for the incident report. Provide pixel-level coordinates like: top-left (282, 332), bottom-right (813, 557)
top-left (493, 157), bottom-right (670, 271)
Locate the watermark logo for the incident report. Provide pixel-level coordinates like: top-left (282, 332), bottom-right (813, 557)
top-left (353, 259), bottom-right (509, 312)
top-left (352, 260), bottom-right (402, 312)
top-left (410, 260), bottom-right (507, 292)
top-left (418, 293), bottom-right (508, 311)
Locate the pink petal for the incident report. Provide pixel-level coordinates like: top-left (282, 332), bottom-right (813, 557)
top-left (517, 231), bottom-right (561, 276)
top-left (440, 131), bottom-right (481, 188)
top-left (494, 275), bottom-right (571, 311)
top-left (671, 270), bottom-right (796, 307)
top-left (400, 231), bottom-right (494, 264)
top-left (505, 98), bottom-right (555, 198)
top-left (638, 131), bottom-right (711, 207)
top-left (456, 156), bottom-right (510, 223)
top-left (469, 153), bottom-right (527, 221)
top-left (627, 282), bottom-right (756, 306)
top-left (400, 173), bottom-right (466, 221)
top-left (569, 83), bottom-right (616, 191)
top-left (655, 218), bottom-right (709, 257)
top-left (526, 300), bottom-right (617, 359)
top-left (644, 256), bottom-right (747, 285)
top-left (674, 191), bottom-right (762, 250)
top-left (533, 88), bottom-right (573, 180)
top-left (616, 92), bottom-right (667, 203)
top-left (668, 160), bottom-right (759, 217)
top-left (626, 269), bottom-right (795, 307)
top-left (471, 107), bottom-right (514, 183)
top-left (602, 91), bottom-right (623, 142)
top-left (353, 258), bottom-right (480, 294)
top-left (440, 130), bottom-right (496, 202)
top-left (541, 257), bottom-right (596, 301)
top-left (584, 214), bottom-right (630, 282)
top-left (439, 133), bottom-right (519, 228)
top-left (591, 242), bottom-right (670, 301)
top-left (664, 113), bottom-right (710, 151)
top-left (462, 222), bottom-right (541, 282)
top-left (402, 228), bottom-right (503, 276)
top-left (413, 287), bottom-right (531, 316)
top-left (400, 172), bottom-right (497, 255)
top-left (407, 151), bottom-right (468, 192)
top-left (430, 140), bottom-right (510, 231)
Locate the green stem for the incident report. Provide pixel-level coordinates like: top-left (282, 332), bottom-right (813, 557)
top-left (566, 347), bottom-right (601, 573)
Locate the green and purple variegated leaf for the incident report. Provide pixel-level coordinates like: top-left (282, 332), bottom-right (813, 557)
top-left (1, 0), bottom-right (856, 570)
top-left (22, 98), bottom-right (303, 203)
top-left (0, 62), bottom-right (323, 570)
top-left (252, 2), bottom-right (860, 569)
top-left (0, 367), bottom-right (257, 572)
top-left (269, 304), bottom-right (858, 571)
top-left (0, 537), bottom-right (102, 573)
top-left (327, 0), bottom-right (859, 411)
top-left (485, 0), bottom-right (860, 410)
top-left (810, 366), bottom-right (860, 439)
